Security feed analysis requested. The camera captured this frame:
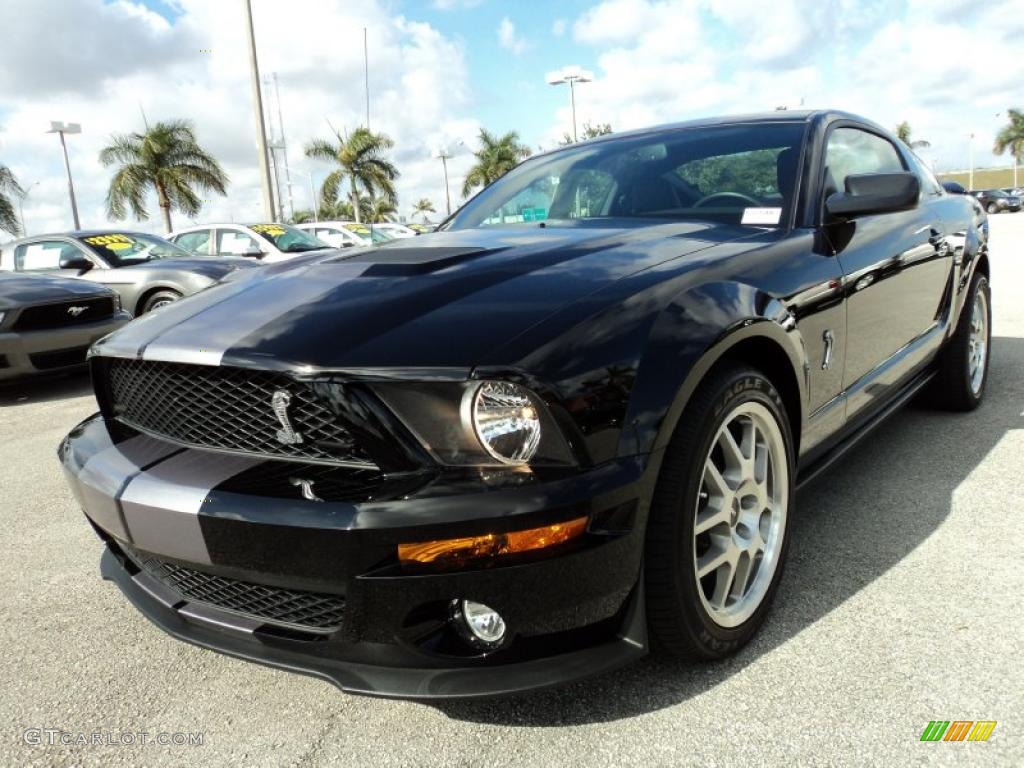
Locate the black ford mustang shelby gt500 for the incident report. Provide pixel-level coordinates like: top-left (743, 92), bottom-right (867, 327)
top-left (60, 110), bottom-right (990, 699)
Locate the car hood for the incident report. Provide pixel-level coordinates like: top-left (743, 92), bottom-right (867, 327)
top-left (0, 272), bottom-right (114, 308)
top-left (92, 222), bottom-right (753, 370)
top-left (121, 257), bottom-right (255, 278)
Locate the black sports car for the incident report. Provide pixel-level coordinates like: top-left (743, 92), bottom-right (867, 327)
top-left (59, 110), bottom-right (990, 699)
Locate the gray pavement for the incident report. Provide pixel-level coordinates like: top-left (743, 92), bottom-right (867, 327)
top-left (1, 217), bottom-right (1022, 767)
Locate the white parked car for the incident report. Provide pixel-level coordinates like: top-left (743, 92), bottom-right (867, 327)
top-left (295, 221), bottom-right (395, 248)
top-left (371, 223), bottom-right (418, 239)
top-left (168, 223), bottom-right (333, 263)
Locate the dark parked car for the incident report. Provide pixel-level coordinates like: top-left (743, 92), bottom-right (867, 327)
top-left (0, 231), bottom-right (257, 316)
top-left (0, 273), bottom-right (131, 382)
top-left (60, 110), bottom-right (990, 699)
top-left (970, 188), bottom-right (1021, 214)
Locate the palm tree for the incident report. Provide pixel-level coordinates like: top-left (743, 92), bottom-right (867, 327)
top-left (895, 121), bottom-right (930, 150)
top-left (462, 129), bottom-right (531, 197)
top-left (99, 119), bottom-right (228, 233)
top-left (304, 127), bottom-right (398, 224)
top-left (367, 197), bottom-right (397, 223)
top-left (0, 163), bottom-right (24, 236)
top-left (560, 121), bottom-right (613, 145)
top-left (994, 109), bottom-right (1024, 179)
top-left (412, 197), bottom-right (435, 222)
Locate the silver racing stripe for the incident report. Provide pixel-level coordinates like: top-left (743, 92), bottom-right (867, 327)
top-left (120, 451), bottom-right (261, 564)
top-left (91, 279), bottom-right (257, 361)
top-left (141, 264), bottom-right (369, 366)
top-left (75, 434), bottom-right (181, 541)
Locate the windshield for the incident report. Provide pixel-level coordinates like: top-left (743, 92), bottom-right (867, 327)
top-left (249, 223), bottom-right (328, 252)
top-left (446, 122), bottom-right (806, 230)
top-left (988, 189), bottom-right (1007, 198)
top-left (343, 223), bottom-right (393, 243)
top-left (78, 232), bottom-right (193, 265)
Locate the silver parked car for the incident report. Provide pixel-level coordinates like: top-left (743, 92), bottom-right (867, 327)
top-left (0, 272), bottom-right (131, 382)
top-left (0, 230), bottom-right (257, 316)
top-left (168, 223), bottom-right (333, 263)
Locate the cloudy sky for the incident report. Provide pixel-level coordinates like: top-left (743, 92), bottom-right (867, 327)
top-left (0, 0), bottom-right (1021, 239)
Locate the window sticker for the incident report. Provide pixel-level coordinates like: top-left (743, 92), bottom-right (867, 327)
top-left (741, 207), bottom-right (782, 225)
top-left (83, 234), bottom-right (135, 247)
top-left (251, 224), bottom-right (286, 237)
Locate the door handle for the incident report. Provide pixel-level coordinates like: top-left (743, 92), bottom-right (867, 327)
top-left (822, 329), bottom-right (835, 370)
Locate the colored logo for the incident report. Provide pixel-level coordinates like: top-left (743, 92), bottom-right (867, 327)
top-left (920, 721), bottom-right (997, 742)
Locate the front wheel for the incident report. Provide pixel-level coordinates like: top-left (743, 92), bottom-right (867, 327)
top-left (926, 272), bottom-right (991, 410)
top-left (986, 203), bottom-right (999, 214)
top-left (140, 290), bottom-right (182, 314)
top-left (645, 364), bottom-right (794, 659)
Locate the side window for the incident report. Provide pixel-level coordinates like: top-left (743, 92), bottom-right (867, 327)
top-left (824, 127), bottom-right (905, 195)
top-left (174, 230), bottom-right (210, 254)
top-left (216, 230), bottom-right (259, 256)
top-left (14, 240), bottom-right (81, 272)
top-left (911, 155), bottom-right (943, 196)
top-left (314, 227), bottom-right (346, 247)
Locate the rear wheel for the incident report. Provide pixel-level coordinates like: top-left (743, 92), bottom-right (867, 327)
top-left (140, 290), bottom-right (181, 314)
top-left (645, 364), bottom-right (794, 659)
top-left (927, 272), bottom-right (991, 410)
top-left (986, 203), bottom-right (998, 214)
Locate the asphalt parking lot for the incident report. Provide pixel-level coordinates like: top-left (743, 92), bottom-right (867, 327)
top-left (2, 219), bottom-right (1022, 767)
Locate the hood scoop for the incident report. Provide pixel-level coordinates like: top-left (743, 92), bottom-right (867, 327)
top-left (329, 246), bottom-right (503, 276)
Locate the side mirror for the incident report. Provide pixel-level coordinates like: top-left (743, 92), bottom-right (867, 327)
top-left (941, 181), bottom-right (966, 195)
top-left (243, 244), bottom-right (264, 258)
top-left (826, 172), bottom-right (920, 218)
top-left (59, 254), bottom-right (93, 272)
top-left (341, 241), bottom-right (355, 248)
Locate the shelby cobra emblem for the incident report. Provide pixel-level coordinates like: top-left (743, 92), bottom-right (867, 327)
top-left (67, 306), bottom-right (88, 317)
top-left (271, 390), bottom-right (304, 445)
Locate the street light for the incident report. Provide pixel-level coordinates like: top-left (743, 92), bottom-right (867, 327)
top-left (434, 140), bottom-right (463, 217)
top-left (46, 121), bottom-right (81, 229)
top-left (547, 68), bottom-right (593, 142)
top-left (18, 181), bottom-right (39, 237)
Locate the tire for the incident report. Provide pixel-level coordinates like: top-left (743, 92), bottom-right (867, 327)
top-left (986, 203), bottom-right (998, 214)
top-left (927, 272), bottom-right (991, 411)
top-left (645, 364), bottom-right (795, 659)
top-left (140, 290), bottom-right (181, 314)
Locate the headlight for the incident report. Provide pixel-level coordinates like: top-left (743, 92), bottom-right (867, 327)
top-left (469, 381), bottom-right (541, 464)
top-left (370, 380), bottom-right (576, 467)
top-left (0, 310), bottom-right (6, 325)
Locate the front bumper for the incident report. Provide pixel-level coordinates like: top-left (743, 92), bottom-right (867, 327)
top-left (61, 414), bottom-right (651, 699)
top-left (0, 311), bottom-right (132, 381)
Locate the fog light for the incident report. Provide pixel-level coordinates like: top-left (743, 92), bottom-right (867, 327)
top-left (452, 599), bottom-right (507, 649)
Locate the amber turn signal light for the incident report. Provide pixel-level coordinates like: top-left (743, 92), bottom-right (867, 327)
top-left (398, 516), bottom-right (589, 566)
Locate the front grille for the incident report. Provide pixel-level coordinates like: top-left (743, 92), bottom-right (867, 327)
top-left (128, 548), bottom-right (345, 632)
top-left (105, 358), bottom-right (374, 466)
top-left (30, 346), bottom-right (89, 370)
top-left (14, 296), bottom-right (114, 331)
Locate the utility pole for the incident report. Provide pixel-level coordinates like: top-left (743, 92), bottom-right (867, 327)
top-left (47, 121), bottom-right (81, 229)
top-left (244, 0), bottom-right (275, 220)
top-left (273, 73), bottom-right (294, 220)
top-left (547, 70), bottom-right (592, 142)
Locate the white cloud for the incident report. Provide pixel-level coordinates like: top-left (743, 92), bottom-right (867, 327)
top-left (431, 0), bottom-right (482, 9)
top-left (551, 18), bottom-right (567, 36)
top-left (0, 0), bottom-right (477, 237)
top-left (558, 0), bottom-right (1021, 172)
top-left (497, 17), bottom-right (528, 55)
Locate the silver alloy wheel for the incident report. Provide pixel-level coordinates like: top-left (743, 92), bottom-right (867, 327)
top-left (693, 401), bottom-right (788, 628)
top-left (149, 298), bottom-right (175, 312)
top-left (968, 286), bottom-right (989, 395)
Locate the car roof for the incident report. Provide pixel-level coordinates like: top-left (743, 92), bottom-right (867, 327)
top-left (3, 229), bottom-right (160, 247)
top-left (529, 108), bottom-right (884, 159)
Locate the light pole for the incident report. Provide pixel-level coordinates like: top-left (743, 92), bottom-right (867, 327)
top-left (968, 132), bottom-right (975, 191)
top-left (18, 181), bottom-right (39, 237)
top-left (436, 149), bottom-right (452, 216)
top-left (243, 0), bottom-right (276, 220)
top-left (46, 122), bottom-right (81, 229)
top-left (547, 69), bottom-right (593, 142)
